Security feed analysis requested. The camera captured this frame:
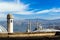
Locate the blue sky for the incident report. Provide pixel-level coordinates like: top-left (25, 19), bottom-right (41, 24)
top-left (0, 0), bottom-right (60, 20)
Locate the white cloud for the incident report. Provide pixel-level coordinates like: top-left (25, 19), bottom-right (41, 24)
top-left (0, 13), bottom-right (6, 19)
top-left (0, 2), bottom-right (28, 12)
top-left (0, 0), bottom-right (60, 20)
top-left (36, 8), bottom-right (60, 14)
top-left (12, 8), bottom-right (60, 15)
top-left (12, 10), bottom-right (35, 15)
top-left (36, 10), bottom-right (50, 14)
top-left (14, 11), bottom-right (33, 15)
top-left (50, 8), bottom-right (60, 12)
top-left (0, 0), bottom-right (31, 19)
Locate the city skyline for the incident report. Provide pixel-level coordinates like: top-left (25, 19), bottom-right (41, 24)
top-left (0, 0), bottom-right (60, 20)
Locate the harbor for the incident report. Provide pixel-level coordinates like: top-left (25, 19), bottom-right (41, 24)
top-left (0, 14), bottom-right (60, 40)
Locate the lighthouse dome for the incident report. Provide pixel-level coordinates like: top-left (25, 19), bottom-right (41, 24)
top-left (7, 14), bottom-right (13, 19)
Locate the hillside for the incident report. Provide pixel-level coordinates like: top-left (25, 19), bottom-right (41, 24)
top-left (0, 19), bottom-right (60, 32)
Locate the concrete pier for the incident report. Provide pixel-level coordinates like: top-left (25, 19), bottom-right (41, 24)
top-left (0, 32), bottom-right (56, 38)
top-left (0, 32), bottom-right (60, 40)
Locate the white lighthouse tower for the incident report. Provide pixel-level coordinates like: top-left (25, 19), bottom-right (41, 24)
top-left (7, 14), bottom-right (14, 33)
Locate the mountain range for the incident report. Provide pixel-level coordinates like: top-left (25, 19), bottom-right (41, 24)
top-left (0, 19), bottom-right (60, 32)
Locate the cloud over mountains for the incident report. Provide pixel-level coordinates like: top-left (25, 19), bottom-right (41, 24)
top-left (0, 0), bottom-right (60, 20)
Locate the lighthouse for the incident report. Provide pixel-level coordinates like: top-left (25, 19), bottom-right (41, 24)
top-left (7, 14), bottom-right (14, 33)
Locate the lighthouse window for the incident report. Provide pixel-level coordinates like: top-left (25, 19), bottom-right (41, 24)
top-left (11, 20), bottom-right (12, 23)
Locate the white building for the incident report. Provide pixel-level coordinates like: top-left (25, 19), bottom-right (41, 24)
top-left (7, 14), bottom-right (14, 33)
